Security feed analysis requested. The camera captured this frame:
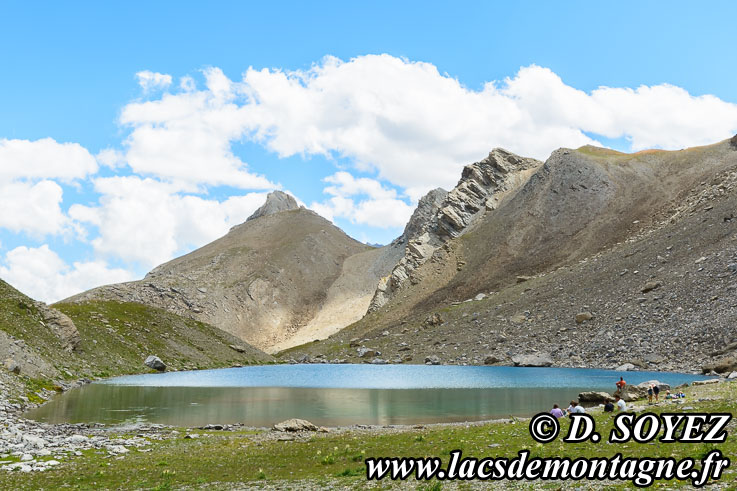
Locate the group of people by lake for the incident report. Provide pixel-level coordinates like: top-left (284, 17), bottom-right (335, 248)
top-left (548, 375), bottom-right (687, 419)
top-left (549, 394), bottom-right (628, 419)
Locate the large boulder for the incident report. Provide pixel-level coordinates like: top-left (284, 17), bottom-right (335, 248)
top-left (702, 354), bottom-right (737, 374)
top-left (578, 391), bottom-right (612, 404)
top-left (425, 355), bottom-right (441, 365)
top-left (638, 380), bottom-right (669, 392)
top-left (512, 353), bottom-right (553, 367)
top-left (483, 355), bottom-right (500, 365)
top-left (144, 355), bottom-right (166, 372)
top-left (4, 358), bottom-right (20, 374)
top-left (272, 419), bottom-right (318, 432)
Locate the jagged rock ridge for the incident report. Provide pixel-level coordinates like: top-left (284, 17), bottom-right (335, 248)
top-left (368, 148), bottom-right (542, 312)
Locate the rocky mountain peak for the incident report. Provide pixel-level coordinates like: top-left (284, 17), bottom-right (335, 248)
top-left (730, 133), bottom-right (737, 150)
top-left (368, 148), bottom-right (543, 312)
top-left (247, 191), bottom-right (300, 221)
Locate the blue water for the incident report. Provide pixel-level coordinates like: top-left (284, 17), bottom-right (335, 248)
top-left (103, 364), bottom-right (706, 390)
top-left (25, 365), bottom-right (711, 427)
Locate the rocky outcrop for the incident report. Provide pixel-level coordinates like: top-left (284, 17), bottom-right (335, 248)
top-left (730, 133), bottom-right (737, 150)
top-left (246, 191), bottom-right (299, 222)
top-left (702, 354), bottom-right (737, 374)
top-left (368, 149), bottom-right (542, 312)
top-left (401, 188), bottom-right (448, 241)
top-left (37, 305), bottom-right (80, 352)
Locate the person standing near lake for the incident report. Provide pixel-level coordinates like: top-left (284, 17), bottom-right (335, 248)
top-left (653, 384), bottom-right (660, 401)
top-left (647, 384), bottom-right (654, 403)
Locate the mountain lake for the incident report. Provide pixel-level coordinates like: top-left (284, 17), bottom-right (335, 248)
top-left (25, 365), bottom-right (712, 427)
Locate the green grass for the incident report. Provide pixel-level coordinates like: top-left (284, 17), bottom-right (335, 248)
top-left (1, 277), bottom-right (273, 402)
top-left (3, 382), bottom-right (736, 489)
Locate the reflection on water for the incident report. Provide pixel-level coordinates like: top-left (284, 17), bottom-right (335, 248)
top-left (26, 385), bottom-right (597, 426)
top-left (24, 365), bottom-right (710, 427)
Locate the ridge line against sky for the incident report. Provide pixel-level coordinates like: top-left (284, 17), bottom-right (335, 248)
top-left (1, 2), bottom-right (737, 302)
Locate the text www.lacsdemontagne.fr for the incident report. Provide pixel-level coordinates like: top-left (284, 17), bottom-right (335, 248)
top-left (365, 449), bottom-right (728, 487)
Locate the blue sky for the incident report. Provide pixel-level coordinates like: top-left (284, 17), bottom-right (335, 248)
top-left (1, 1), bottom-right (737, 302)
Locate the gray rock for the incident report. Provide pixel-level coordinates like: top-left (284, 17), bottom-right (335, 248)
top-left (641, 281), bottom-right (662, 293)
top-left (272, 418), bottom-right (319, 432)
top-left (246, 191), bottom-right (299, 221)
top-left (3, 359), bottom-right (20, 374)
top-left (702, 354), bottom-right (737, 374)
top-left (578, 391), bottom-right (612, 404)
top-left (474, 293), bottom-right (487, 301)
top-left (575, 312), bottom-right (594, 324)
top-left (370, 358), bottom-right (388, 365)
top-left (144, 355), bottom-right (166, 371)
top-left (643, 353), bottom-right (665, 364)
top-left (357, 347), bottom-right (378, 358)
top-left (229, 344), bottom-right (246, 353)
top-left (636, 380), bottom-right (670, 392)
top-left (483, 355), bottom-right (500, 365)
top-left (512, 353), bottom-right (553, 367)
top-left (39, 305), bottom-right (81, 352)
top-left (692, 379), bottom-right (720, 386)
top-left (616, 363), bottom-right (636, 371)
top-left (425, 355), bottom-right (441, 365)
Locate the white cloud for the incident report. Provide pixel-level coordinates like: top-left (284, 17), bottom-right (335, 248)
top-left (136, 70), bottom-right (172, 92)
top-left (119, 57), bottom-right (737, 202)
top-left (0, 181), bottom-right (71, 237)
top-left (0, 137), bottom-right (98, 184)
top-left (69, 176), bottom-right (269, 267)
top-left (0, 245), bottom-right (135, 303)
top-left (235, 56), bottom-right (737, 198)
top-left (120, 67), bottom-right (275, 191)
top-left (96, 148), bottom-right (126, 169)
top-left (311, 172), bottom-right (414, 228)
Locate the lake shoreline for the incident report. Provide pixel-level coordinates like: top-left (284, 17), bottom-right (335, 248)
top-left (0, 363), bottom-right (720, 476)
